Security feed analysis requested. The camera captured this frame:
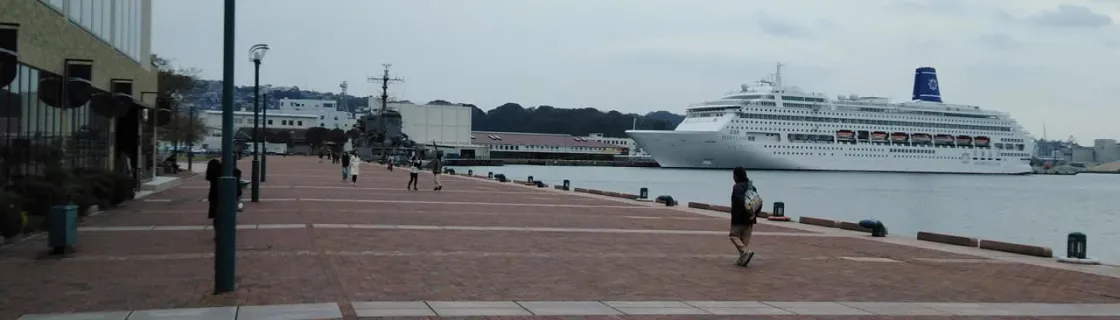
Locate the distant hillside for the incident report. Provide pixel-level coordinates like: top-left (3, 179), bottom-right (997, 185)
top-left (183, 80), bottom-right (684, 137)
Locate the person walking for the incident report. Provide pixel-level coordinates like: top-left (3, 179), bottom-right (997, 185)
top-left (340, 152), bottom-right (352, 182)
top-left (431, 154), bottom-right (444, 191)
top-left (407, 157), bottom-right (421, 191)
top-left (729, 166), bottom-right (761, 267)
top-left (349, 152), bottom-right (361, 186)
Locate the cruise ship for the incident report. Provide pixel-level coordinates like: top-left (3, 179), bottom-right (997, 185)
top-left (626, 65), bottom-right (1035, 174)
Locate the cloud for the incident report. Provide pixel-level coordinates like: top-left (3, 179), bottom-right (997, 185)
top-left (756, 14), bottom-right (813, 38)
top-left (1027, 4), bottom-right (1113, 28)
top-left (974, 33), bottom-right (1021, 49)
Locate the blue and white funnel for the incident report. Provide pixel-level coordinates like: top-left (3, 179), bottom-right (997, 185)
top-left (911, 67), bottom-right (942, 103)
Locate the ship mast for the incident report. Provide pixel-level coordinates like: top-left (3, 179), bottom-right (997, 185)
top-left (366, 63), bottom-right (404, 137)
top-left (775, 63), bottom-right (784, 88)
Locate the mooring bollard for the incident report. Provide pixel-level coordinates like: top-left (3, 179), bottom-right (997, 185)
top-left (1068, 232), bottom-right (1088, 259)
top-left (494, 174), bottom-right (507, 182)
top-left (535, 181), bottom-right (546, 188)
top-left (655, 195), bottom-right (677, 206)
top-left (487, 172), bottom-right (493, 179)
top-left (562, 179), bottom-right (570, 191)
top-left (528, 176), bottom-right (534, 183)
top-left (772, 202), bottom-right (785, 217)
top-left (858, 219), bottom-right (888, 237)
top-left (468, 169), bottom-right (473, 176)
top-left (639, 187), bottom-right (649, 199)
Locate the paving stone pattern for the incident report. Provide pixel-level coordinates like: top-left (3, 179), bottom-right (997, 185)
top-left (4, 157), bottom-right (1120, 320)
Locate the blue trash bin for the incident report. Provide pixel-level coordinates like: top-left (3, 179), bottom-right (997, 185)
top-left (48, 204), bottom-right (78, 255)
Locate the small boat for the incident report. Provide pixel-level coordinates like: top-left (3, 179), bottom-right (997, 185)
top-left (911, 133), bottom-right (932, 143)
top-left (956, 135), bottom-right (972, 145)
top-left (974, 136), bottom-right (990, 147)
top-left (934, 134), bottom-right (954, 144)
top-left (890, 132), bottom-right (908, 142)
top-left (871, 131), bottom-right (888, 141)
top-left (836, 130), bottom-right (855, 140)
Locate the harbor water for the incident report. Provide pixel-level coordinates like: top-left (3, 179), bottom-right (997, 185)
top-left (455, 165), bottom-right (1120, 264)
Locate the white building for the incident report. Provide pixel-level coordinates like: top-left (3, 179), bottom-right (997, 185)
top-left (582, 133), bottom-right (650, 157)
top-left (1093, 139), bottom-right (1119, 164)
top-left (276, 98), bottom-right (357, 130)
top-left (389, 102), bottom-right (473, 146)
top-left (198, 110), bottom-right (317, 151)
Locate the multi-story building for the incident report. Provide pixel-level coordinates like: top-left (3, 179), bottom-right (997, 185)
top-left (197, 110), bottom-right (316, 152)
top-left (1, 0), bottom-right (157, 183)
top-left (276, 98), bottom-right (356, 130)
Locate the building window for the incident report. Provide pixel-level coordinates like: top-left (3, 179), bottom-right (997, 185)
top-left (62, 0), bottom-right (144, 62)
top-left (297, 121), bottom-right (303, 126)
top-left (39, 0), bottom-right (65, 11)
top-left (267, 120), bottom-right (273, 125)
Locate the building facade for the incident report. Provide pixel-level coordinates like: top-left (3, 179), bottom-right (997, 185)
top-left (582, 133), bottom-right (648, 157)
top-left (198, 110), bottom-right (316, 152)
top-left (2, 0), bottom-right (157, 184)
top-left (391, 102), bottom-right (472, 146)
top-left (471, 131), bottom-right (626, 160)
top-left (276, 98), bottom-right (356, 130)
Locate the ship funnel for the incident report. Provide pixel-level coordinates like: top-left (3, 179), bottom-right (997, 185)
top-left (911, 67), bottom-right (942, 103)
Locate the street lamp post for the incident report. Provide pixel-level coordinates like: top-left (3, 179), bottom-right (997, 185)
top-left (215, 0), bottom-right (238, 294)
top-left (187, 104), bottom-right (196, 171)
top-left (261, 87), bottom-right (270, 182)
top-left (248, 44), bottom-right (269, 203)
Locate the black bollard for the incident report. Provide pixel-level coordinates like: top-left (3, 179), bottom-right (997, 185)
top-left (488, 172), bottom-right (493, 179)
top-left (562, 179), bottom-right (571, 191)
top-left (468, 169), bottom-right (473, 176)
top-left (772, 202), bottom-right (786, 217)
top-left (1067, 232), bottom-right (1088, 259)
top-left (655, 195), bottom-right (676, 206)
top-left (858, 219), bottom-right (888, 237)
top-left (495, 174), bottom-right (507, 182)
top-left (535, 181), bottom-right (545, 188)
top-left (528, 176), bottom-right (534, 183)
top-left (639, 187), bottom-right (649, 199)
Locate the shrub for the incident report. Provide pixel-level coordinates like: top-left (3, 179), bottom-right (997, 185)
top-left (0, 191), bottom-right (26, 239)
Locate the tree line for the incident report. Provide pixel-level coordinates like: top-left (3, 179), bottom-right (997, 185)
top-left (157, 54), bottom-right (686, 148)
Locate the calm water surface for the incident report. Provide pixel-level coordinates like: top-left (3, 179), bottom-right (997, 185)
top-left (455, 165), bottom-right (1120, 264)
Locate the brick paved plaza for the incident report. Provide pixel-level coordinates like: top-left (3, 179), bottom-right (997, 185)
top-left (3, 157), bottom-right (1120, 319)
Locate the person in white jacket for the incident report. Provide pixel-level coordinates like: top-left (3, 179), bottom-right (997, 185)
top-left (348, 152), bottom-right (361, 185)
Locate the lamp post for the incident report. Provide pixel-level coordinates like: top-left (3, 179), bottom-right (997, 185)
top-left (215, 0), bottom-right (238, 294)
top-left (248, 44), bottom-right (268, 203)
top-left (261, 85), bottom-right (271, 182)
top-left (187, 103), bottom-right (196, 171)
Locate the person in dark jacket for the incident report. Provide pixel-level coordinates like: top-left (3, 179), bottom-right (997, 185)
top-left (205, 159), bottom-right (221, 220)
top-left (729, 166), bottom-right (758, 267)
top-left (431, 155), bottom-right (443, 191)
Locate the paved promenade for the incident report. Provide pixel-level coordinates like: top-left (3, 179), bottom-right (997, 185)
top-left (3, 157), bottom-right (1120, 319)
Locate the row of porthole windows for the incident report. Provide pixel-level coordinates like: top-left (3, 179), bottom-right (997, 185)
top-left (771, 151), bottom-right (1004, 161)
top-left (740, 107), bottom-right (1004, 125)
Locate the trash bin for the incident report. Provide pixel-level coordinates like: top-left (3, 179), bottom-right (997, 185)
top-left (1067, 232), bottom-right (1087, 259)
top-left (48, 205), bottom-right (78, 255)
top-left (639, 187), bottom-right (649, 199)
top-left (772, 202), bottom-right (785, 217)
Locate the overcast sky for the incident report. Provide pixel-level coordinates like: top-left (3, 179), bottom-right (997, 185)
top-left (153, 0), bottom-right (1120, 142)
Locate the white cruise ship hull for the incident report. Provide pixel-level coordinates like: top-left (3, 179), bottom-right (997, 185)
top-left (627, 130), bottom-right (1032, 174)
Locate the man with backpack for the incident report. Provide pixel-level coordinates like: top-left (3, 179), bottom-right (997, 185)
top-left (729, 166), bottom-right (762, 267)
top-left (340, 152), bottom-right (351, 182)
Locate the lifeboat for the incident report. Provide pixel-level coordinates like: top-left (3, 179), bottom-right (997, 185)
top-left (956, 135), bottom-right (972, 146)
top-left (974, 136), bottom-right (990, 147)
top-left (836, 130), bottom-right (855, 141)
top-left (890, 132), bottom-right (908, 142)
top-left (934, 134), bottom-right (954, 145)
top-left (870, 131), bottom-right (888, 141)
top-left (911, 133), bottom-right (932, 143)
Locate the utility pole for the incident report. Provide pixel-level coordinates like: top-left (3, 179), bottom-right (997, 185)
top-left (366, 64), bottom-right (404, 146)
